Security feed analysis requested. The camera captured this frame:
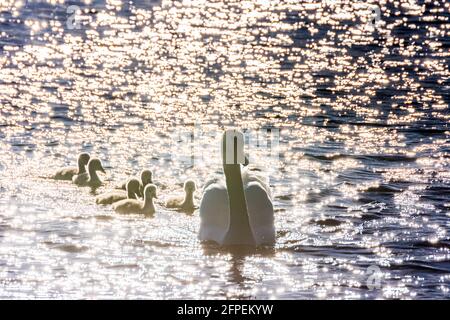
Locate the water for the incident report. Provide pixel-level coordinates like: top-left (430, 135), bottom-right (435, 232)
top-left (0, 0), bottom-right (449, 299)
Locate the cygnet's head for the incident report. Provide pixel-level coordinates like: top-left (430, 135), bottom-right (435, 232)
top-left (78, 153), bottom-right (90, 166)
top-left (88, 158), bottom-right (106, 173)
top-left (144, 184), bottom-right (157, 199)
top-left (140, 170), bottom-right (153, 186)
top-left (126, 178), bottom-right (141, 194)
top-left (184, 180), bottom-right (196, 193)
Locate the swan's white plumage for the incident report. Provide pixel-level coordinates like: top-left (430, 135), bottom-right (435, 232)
top-left (241, 168), bottom-right (272, 200)
top-left (203, 168), bottom-right (270, 196)
top-left (199, 182), bottom-right (229, 244)
top-left (244, 181), bottom-right (275, 244)
top-left (199, 170), bottom-right (275, 246)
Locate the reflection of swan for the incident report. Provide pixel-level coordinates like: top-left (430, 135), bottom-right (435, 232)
top-left (113, 184), bottom-right (157, 215)
top-left (165, 180), bottom-right (196, 213)
top-left (200, 243), bottom-right (275, 298)
top-left (52, 153), bottom-right (90, 180)
top-left (96, 178), bottom-right (140, 205)
top-left (116, 170), bottom-right (152, 197)
top-left (199, 130), bottom-right (275, 246)
top-left (72, 158), bottom-right (106, 187)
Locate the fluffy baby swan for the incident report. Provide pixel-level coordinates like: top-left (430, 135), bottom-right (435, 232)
top-left (113, 184), bottom-right (157, 215)
top-left (166, 180), bottom-right (197, 213)
top-left (73, 158), bottom-right (106, 187)
top-left (116, 170), bottom-right (153, 197)
top-left (96, 178), bottom-right (140, 205)
top-left (53, 153), bottom-right (90, 180)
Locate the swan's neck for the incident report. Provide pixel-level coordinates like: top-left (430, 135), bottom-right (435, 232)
top-left (127, 187), bottom-right (137, 199)
top-left (183, 190), bottom-right (194, 208)
top-left (143, 195), bottom-right (155, 212)
top-left (88, 167), bottom-right (101, 184)
top-left (78, 161), bottom-right (86, 174)
top-left (141, 180), bottom-right (151, 189)
top-left (223, 164), bottom-right (254, 245)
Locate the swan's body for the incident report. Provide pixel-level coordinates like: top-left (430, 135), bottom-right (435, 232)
top-left (113, 184), bottom-right (157, 215)
top-left (116, 170), bottom-right (152, 197)
top-left (199, 130), bottom-right (275, 246)
top-left (52, 153), bottom-right (90, 181)
top-left (166, 180), bottom-right (196, 213)
top-left (73, 158), bottom-right (106, 187)
top-left (96, 179), bottom-right (140, 205)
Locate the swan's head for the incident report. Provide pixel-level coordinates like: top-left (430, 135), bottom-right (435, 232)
top-left (184, 180), bottom-right (196, 193)
top-left (78, 153), bottom-right (90, 166)
top-left (126, 178), bottom-right (141, 194)
top-left (144, 184), bottom-right (157, 199)
top-left (88, 158), bottom-right (106, 173)
top-left (140, 170), bottom-right (153, 186)
top-left (222, 129), bottom-right (246, 166)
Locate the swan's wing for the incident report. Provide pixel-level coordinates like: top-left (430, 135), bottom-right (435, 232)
top-left (242, 168), bottom-right (272, 200)
top-left (113, 199), bottom-right (140, 214)
top-left (245, 181), bottom-right (275, 245)
top-left (165, 195), bottom-right (183, 208)
top-left (198, 183), bottom-right (229, 244)
top-left (53, 167), bottom-right (77, 180)
top-left (96, 191), bottom-right (127, 205)
top-left (202, 174), bottom-right (221, 192)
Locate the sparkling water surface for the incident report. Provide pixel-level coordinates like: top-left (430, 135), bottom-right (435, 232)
top-left (0, 0), bottom-right (449, 299)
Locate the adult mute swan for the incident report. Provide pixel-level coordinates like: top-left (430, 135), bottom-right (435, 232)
top-left (165, 180), bottom-right (196, 213)
top-left (116, 170), bottom-right (152, 197)
top-left (113, 184), bottom-right (157, 215)
top-left (95, 178), bottom-right (140, 205)
top-left (52, 153), bottom-right (90, 180)
top-left (73, 158), bottom-right (106, 187)
top-left (199, 130), bottom-right (275, 246)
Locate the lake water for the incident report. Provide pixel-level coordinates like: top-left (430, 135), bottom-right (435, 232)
top-left (0, 0), bottom-right (449, 299)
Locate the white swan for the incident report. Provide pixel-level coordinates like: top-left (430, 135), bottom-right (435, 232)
top-left (199, 130), bottom-right (275, 246)
top-left (73, 158), bottom-right (106, 187)
top-left (116, 170), bottom-right (152, 197)
top-left (52, 153), bottom-right (90, 180)
top-left (95, 178), bottom-right (140, 205)
top-left (165, 180), bottom-right (196, 213)
top-left (113, 184), bottom-right (157, 215)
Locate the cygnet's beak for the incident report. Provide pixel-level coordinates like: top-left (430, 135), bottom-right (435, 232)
top-left (100, 167), bottom-right (106, 174)
top-left (244, 155), bottom-right (249, 166)
top-left (154, 193), bottom-right (158, 199)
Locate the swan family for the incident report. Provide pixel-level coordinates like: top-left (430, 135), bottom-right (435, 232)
top-left (52, 130), bottom-right (275, 246)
